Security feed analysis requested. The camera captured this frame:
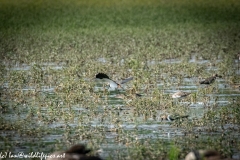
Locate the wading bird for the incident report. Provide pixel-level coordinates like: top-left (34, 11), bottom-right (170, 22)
top-left (96, 73), bottom-right (133, 90)
top-left (47, 144), bottom-right (102, 160)
top-left (161, 114), bottom-right (189, 121)
top-left (115, 93), bottom-right (142, 99)
top-left (232, 85), bottom-right (240, 90)
top-left (172, 91), bottom-right (191, 99)
top-left (199, 74), bottom-right (222, 85)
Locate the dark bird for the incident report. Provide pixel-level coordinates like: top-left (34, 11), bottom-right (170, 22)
top-left (96, 73), bottom-right (133, 90)
top-left (185, 150), bottom-right (233, 160)
top-left (47, 144), bottom-right (102, 160)
top-left (199, 74), bottom-right (222, 84)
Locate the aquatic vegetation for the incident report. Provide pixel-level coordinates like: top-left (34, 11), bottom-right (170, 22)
top-left (168, 144), bottom-right (180, 160)
top-left (0, 0), bottom-right (240, 159)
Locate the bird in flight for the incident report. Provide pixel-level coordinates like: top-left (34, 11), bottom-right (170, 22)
top-left (95, 73), bottom-right (133, 90)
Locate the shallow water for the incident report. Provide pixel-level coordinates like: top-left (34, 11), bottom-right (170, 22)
top-left (1, 58), bottom-right (240, 159)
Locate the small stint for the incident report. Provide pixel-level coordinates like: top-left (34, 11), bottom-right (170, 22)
top-left (230, 83), bottom-right (240, 90)
top-left (47, 144), bottom-right (102, 160)
top-left (199, 74), bottom-right (222, 85)
top-left (115, 93), bottom-right (142, 100)
top-left (95, 73), bottom-right (133, 90)
top-left (185, 150), bottom-right (233, 160)
top-left (172, 91), bottom-right (191, 98)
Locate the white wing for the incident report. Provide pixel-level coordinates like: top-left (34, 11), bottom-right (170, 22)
top-left (120, 77), bottom-right (133, 84)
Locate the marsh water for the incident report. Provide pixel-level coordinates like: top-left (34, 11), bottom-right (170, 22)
top-left (1, 56), bottom-right (240, 159)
